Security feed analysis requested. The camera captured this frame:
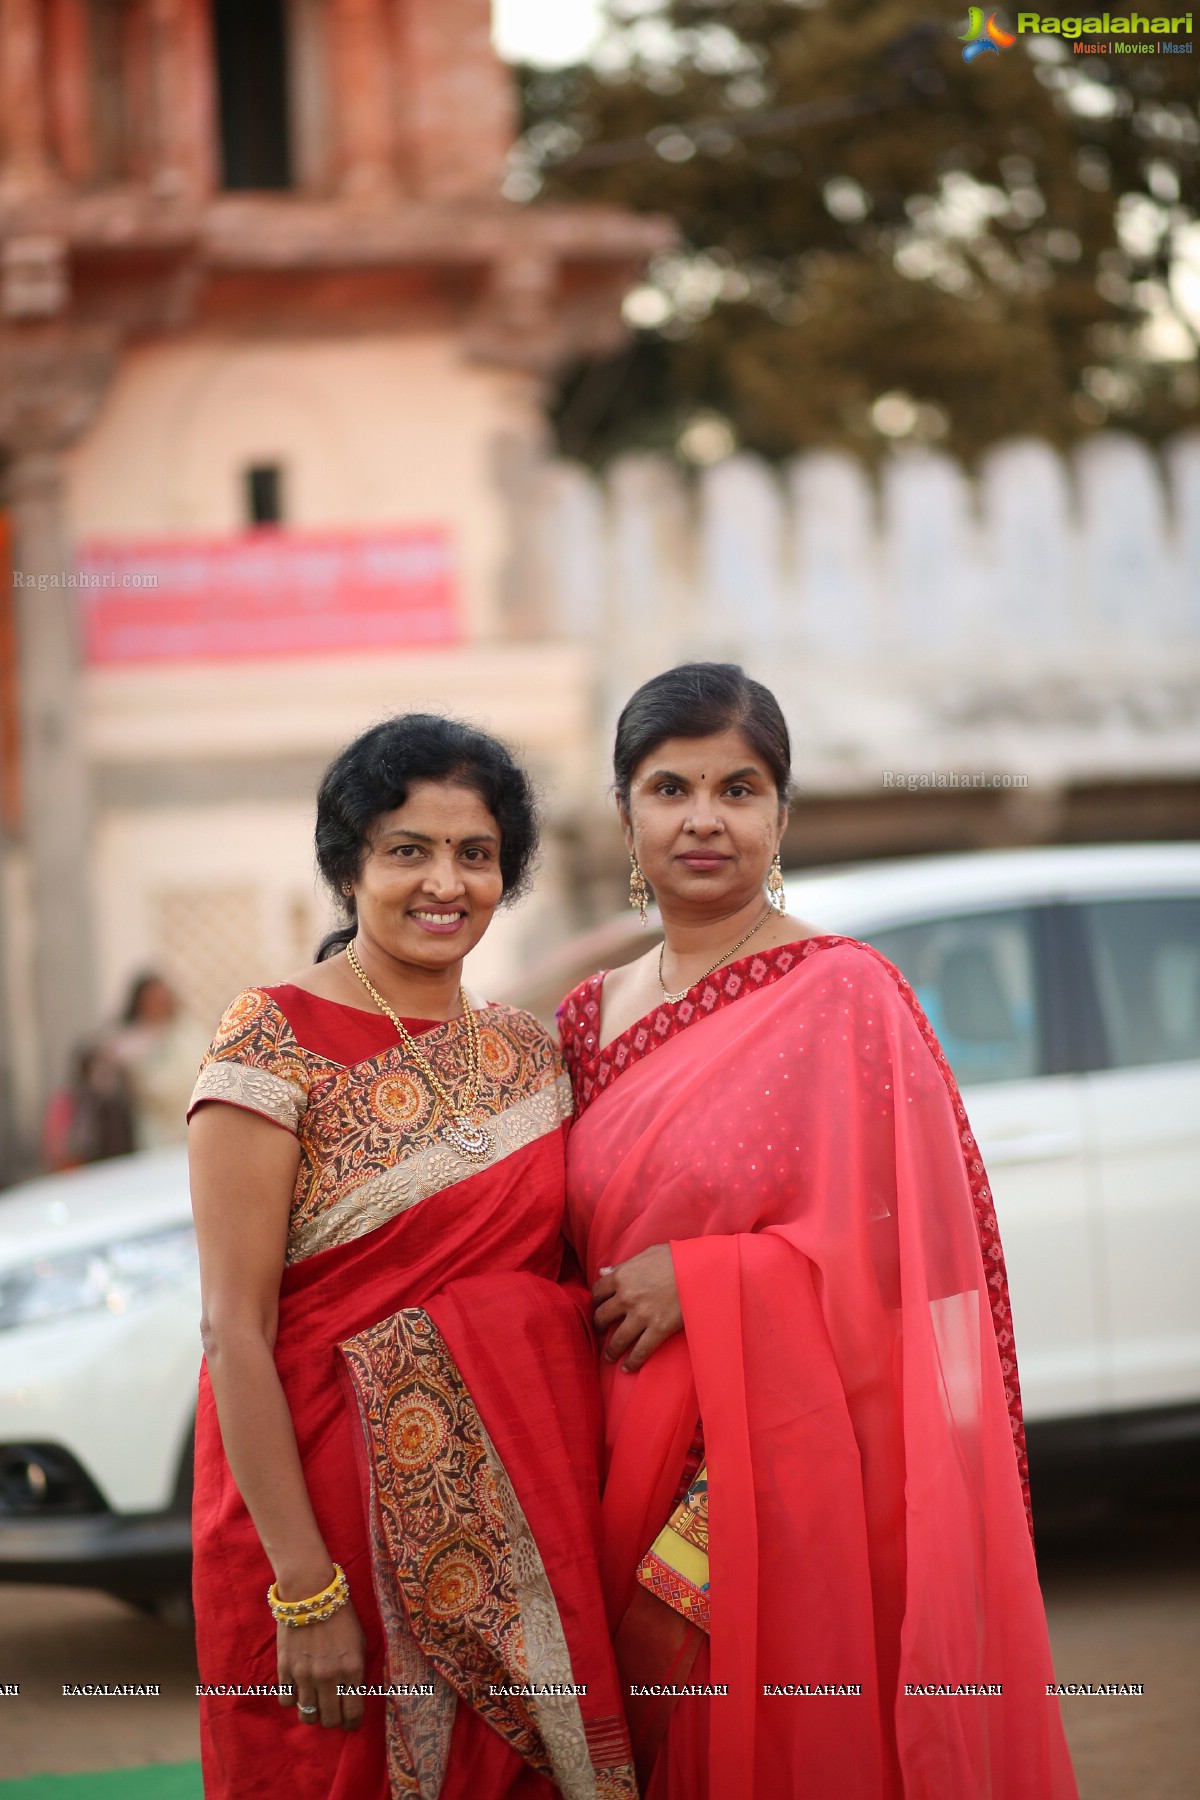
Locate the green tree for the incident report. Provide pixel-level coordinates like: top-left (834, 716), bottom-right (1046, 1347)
top-left (517, 0), bottom-right (1200, 464)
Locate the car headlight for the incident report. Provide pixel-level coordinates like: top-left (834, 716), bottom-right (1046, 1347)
top-left (0, 1225), bottom-right (198, 1333)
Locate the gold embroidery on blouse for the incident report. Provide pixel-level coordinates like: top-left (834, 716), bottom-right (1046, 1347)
top-left (188, 1060), bottom-right (306, 1134)
top-left (192, 992), bottom-right (571, 1267)
top-left (286, 1074), bottom-right (572, 1264)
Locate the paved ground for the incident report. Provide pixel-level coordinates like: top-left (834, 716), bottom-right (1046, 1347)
top-left (1, 1502), bottom-right (1197, 1791)
top-left (0, 1588), bottom-right (199, 1778)
top-left (1038, 1506), bottom-right (1200, 1800)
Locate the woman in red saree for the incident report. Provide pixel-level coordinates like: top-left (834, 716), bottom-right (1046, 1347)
top-left (188, 716), bottom-right (635, 1800)
top-left (559, 664), bottom-right (1078, 1800)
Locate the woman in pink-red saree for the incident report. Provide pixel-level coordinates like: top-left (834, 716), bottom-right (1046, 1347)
top-left (559, 664), bottom-right (1078, 1800)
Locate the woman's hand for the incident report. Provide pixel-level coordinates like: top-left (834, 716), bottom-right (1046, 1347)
top-left (277, 1600), bottom-right (366, 1730)
top-left (593, 1243), bottom-right (683, 1373)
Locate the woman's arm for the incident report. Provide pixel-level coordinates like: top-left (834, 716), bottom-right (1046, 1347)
top-left (189, 1102), bottom-right (365, 1730)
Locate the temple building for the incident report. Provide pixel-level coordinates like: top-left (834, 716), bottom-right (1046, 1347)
top-left (0, 0), bottom-right (668, 1167)
top-left (2, 7), bottom-right (1195, 1183)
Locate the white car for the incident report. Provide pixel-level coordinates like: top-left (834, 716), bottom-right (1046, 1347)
top-left (0, 1148), bottom-right (196, 1610)
top-left (1, 843), bottom-right (1198, 1604)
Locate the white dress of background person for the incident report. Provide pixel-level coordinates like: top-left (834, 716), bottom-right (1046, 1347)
top-left (106, 973), bottom-right (211, 1150)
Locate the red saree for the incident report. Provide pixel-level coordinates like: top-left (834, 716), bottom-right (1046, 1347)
top-left (560, 938), bottom-right (1078, 1800)
top-left (190, 986), bottom-right (636, 1800)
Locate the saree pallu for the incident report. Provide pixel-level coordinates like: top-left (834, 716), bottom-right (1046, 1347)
top-left (193, 1134), bottom-right (636, 1800)
top-left (563, 939), bottom-right (1078, 1800)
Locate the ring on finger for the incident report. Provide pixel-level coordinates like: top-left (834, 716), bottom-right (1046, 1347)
top-left (298, 1703), bottom-right (319, 1717)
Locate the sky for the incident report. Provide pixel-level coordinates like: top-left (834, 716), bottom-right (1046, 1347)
top-left (492, 0), bottom-right (606, 67)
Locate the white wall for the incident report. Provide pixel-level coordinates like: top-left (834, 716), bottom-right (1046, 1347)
top-left (530, 432), bottom-right (1200, 792)
top-left (65, 331), bottom-right (542, 639)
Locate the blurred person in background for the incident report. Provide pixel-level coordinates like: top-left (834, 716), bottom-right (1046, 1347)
top-left (109, 971), bottom-right (209, 1150)
top-left (40, 970), bottom-right (196, 1170)
top-left (187, 716), bottom-right (634, 1800)
top-left (41, 1038), bottom-right (135, 1171)
top-left (559, 663), bottom-right (1077, 1800)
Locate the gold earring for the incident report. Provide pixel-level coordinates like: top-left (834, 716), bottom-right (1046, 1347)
top-left (628, 854), bottom-right (650, 926)
top-left (767, 853), bottom-right (786, 914)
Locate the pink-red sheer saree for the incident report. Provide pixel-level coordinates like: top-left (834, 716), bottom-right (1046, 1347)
top-left (560, 938), bottom-right (1078, 1800)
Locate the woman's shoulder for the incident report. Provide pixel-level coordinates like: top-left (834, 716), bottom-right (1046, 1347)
top-left (787, 933), bottom-right (908, 987)
top-left (190, 990), bottom-right (310, 1130)
top-left (766, 934), bottom-right (926, 1023)
top-left (208, 986), bottom-right (291, 1044)
top-left (783, 936), bottom-right (943, 1059)
top-left (201, 988), bottom-right (314, 1079)
top-left (481, 1000), bottom-right (565, 1072)
top-left (558, 968), bottom-right (607, 1011)
top-left (556, 970), bottom-right (606, 1044)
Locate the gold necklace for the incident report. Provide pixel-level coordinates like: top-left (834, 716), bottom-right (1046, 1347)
top-left (658, 908), bottom-right (773, 1004)
top-left (345, 941), bottom-right (492, 1161)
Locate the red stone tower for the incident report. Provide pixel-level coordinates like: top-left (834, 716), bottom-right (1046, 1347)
top-left (0, 0), bottom-right (667, 1167)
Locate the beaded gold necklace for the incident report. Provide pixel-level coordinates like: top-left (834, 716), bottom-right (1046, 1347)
top-left (345, 941), bottom-right (492, 1160)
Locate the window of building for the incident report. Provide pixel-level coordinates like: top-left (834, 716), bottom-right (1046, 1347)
top-left (868, 909), bottom-right (1041, 1087)
top-left (245, 465), bottom-right (285, 527)
top-left (213, 0), bottom-right (293, 190)
top-left (1082, 896), bottom-right (1200, 1070)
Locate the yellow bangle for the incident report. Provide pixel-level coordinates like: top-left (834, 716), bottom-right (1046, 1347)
top-left (267, 1562), bottom-right (349, 1628)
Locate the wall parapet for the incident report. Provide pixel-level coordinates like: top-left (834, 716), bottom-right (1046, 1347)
top-left (527, 431), bottom-right (1200, 797)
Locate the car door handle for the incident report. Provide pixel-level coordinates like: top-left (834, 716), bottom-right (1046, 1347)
top-left (980, 1130), bottom-right (1084, 1164)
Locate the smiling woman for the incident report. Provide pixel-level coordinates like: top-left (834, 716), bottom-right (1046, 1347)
top-left (186, 715), bottom-right (636, 1800)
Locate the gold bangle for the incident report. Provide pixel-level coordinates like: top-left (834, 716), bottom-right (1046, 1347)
top-left (267, 1562), bottom-right (349, 1627)
top-left (274, 1589), bottom-right (348, 1628)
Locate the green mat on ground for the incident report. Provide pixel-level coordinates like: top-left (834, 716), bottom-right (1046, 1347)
top-left (0, 1765), bottom-right (202, 1798)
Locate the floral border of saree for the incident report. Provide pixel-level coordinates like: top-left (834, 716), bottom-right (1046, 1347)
top-left (340, 1296), bottom-right (638, 1800)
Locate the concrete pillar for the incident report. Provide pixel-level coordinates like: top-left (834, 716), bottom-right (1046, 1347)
top-left (787, 451), bottom-right (877, 659)
top-left (0, 505), bottom-right (23, 1184)
top-left (0, 871), bottom-right (18, 1184)
top-left (879, 450), bottom-right (985, 655)
top-left (0, 0), bottom-right (55, 199)
top-left (6, 450), bottom-right (97, 1108)
top-left (329, 0), bottom-right (395, 200)
top-left (287, 0), bottom-right (332, 191)
top-left (149, 0), bottom-right (216, 198)
top-left (395, 0), bottom-right (515, 199)
top-left (699, 454), bottom-right (786, 660)
top-left (45, 0), bottom-right (94, 184)
top-left (1076, 432), bottom-right (1176, 647)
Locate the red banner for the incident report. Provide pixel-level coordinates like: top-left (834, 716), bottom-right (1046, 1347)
top-left (78, 527), bottom-right (460, 663)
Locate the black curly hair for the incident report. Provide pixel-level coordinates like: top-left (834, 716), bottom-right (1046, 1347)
top-left (314, 715), bottom-right (539, 962)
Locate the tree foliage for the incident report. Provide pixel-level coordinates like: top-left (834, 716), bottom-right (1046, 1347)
top-left (517, 0), bottom-right (1200, 465)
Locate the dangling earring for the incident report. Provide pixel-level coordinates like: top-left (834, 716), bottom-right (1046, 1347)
top-left (767, 853), bottom-right (786, 915)
top-left (628, 854), bottom-right (650, 926)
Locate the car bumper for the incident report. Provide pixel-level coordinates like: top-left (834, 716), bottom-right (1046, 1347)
top-left (0, 1507), bottom-right (192, 1600)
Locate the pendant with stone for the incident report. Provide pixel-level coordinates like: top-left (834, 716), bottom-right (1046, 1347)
top-left (443, 1115), bottom-right (493, 1160)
